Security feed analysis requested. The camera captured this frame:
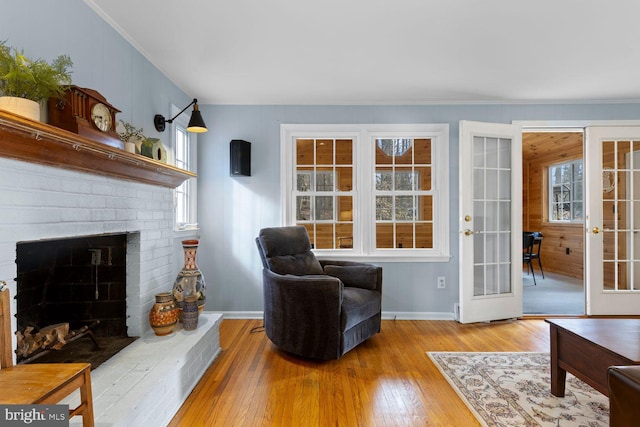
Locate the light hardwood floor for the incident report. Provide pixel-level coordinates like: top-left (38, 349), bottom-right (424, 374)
top-left (168, 319), bottom-right (551, 426)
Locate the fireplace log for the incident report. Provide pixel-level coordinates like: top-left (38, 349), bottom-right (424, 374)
top-left (40, 323), bottom-right (69, 348)
top-left (16, 320), bottom-right (102, 364)
top-left (16, 323), bottom-right (69, 359)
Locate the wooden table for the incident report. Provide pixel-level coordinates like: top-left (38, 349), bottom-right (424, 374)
top-left (546, 318), bottom-right (640, 397)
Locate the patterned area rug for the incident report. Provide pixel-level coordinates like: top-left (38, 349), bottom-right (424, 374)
top-left (427, 352), bottom-right (609, 427)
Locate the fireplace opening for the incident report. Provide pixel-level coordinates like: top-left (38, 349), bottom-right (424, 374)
top-left (15, 233), bottom-right (137, 369)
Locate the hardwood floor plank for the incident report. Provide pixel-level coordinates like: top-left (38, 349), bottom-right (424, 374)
top-left (169, 318), bottom-right (551, 426)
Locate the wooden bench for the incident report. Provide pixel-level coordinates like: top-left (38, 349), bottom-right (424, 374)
top-left (0, 286), bottom-right (94, 427)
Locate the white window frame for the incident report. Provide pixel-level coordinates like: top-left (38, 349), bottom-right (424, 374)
top-left (171, 104), bottom-right (198, 231)
top-left (281, 124), bottom-right (450, 262)
top-left (548, 159), bottom-right (583, 224)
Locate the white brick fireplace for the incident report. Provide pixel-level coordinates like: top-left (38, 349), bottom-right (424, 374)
top-left (0, 156), bottom-right (221, 426)
top-left (0, 156), bottom-right (175, 336)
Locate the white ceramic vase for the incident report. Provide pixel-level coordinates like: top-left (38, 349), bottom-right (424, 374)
top-left (0, 96), bottom-right (41, 121)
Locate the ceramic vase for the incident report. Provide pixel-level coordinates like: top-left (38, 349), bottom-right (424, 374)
top-left (149, 292), bottom-right (178, 336)
top-left (172, 239), bottom-right (206, 320)
top-left (182, 295), bottom-right (199, 331)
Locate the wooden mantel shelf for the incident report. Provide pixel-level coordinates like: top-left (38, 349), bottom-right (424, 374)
top-left (0, 109), bottom-right (195, 188)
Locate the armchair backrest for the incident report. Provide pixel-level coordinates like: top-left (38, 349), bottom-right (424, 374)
top-left (256, 226), bottom-right (324, 276)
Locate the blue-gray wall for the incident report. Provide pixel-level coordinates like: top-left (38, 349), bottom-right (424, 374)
top-left (196, 104), bottom-right (640, 317)
top-left (1, 0), bottom-right (191, 140)
top-left (5, 1), bottom-right (640, 317)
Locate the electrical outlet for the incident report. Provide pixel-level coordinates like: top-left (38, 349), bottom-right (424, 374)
top-left (437, 276), bottom-right (446, 289)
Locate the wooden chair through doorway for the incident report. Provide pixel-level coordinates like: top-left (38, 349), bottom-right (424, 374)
top-left (523, 232), bottom-right (537, 285)
top-left (0, 284), bottom-right (95, 427)
top-left (529, 231), bottom-right (544, 278)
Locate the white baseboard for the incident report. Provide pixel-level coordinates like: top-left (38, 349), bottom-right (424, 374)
top-left (221, 311), bottom-right (264, 319)
top-left (381, 311), bottom-right (455, 320)
top-left (221, 311), bottom-right (455, 321)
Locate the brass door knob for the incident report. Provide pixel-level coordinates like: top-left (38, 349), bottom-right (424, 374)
top-left (592, 227), bottom-right (601, 234)
top-left (464, 229), bottom-right (474, 236)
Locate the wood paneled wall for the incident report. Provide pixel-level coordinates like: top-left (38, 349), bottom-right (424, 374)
top-left (522, 132), bottom-right (584, 279)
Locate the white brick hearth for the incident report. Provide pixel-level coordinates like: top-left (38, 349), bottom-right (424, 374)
top-left (67, 313), bottom-right (222, 426)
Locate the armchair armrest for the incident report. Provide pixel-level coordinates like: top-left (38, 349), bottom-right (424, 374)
top-left (262, 269), bottom-right (343, 359)
top-left (319, 260), bottom-right (382, 292)
top-left (263, 270), bottom-right (343, 308)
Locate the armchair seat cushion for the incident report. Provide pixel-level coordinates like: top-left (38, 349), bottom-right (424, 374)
top-left (341, 287), bottom-right (381, 331)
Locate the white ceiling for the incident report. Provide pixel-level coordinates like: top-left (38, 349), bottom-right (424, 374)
top-left (85, 0), bottom-right (640, 105)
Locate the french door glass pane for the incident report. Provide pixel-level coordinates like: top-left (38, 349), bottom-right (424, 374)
top-left (601, 139), bottom-right (640, 290)
top-left (472, 136), bottom-right (512, 297)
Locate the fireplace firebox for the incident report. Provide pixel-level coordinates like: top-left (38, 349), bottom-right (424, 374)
top-left (15, 233), bottom-right (136, 367)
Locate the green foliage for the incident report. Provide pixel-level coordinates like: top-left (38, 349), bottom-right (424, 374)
top-left (0, 40), bottom-right (73, 102)
top-left (117, 119), bottom-right (145, 142)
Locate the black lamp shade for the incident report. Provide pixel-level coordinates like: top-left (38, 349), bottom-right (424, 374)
top-left (187, 108), bottom-right (207, 133)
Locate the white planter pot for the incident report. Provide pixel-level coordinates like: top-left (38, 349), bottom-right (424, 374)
top-left (124, 141), bottom-right (136, 153)
top-left (0, 96), bottom-right (41, 122)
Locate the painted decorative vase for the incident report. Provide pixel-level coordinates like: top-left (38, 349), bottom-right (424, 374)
top-left (182, 295), bottom-right (199, 331)
top-left (172, 239), bottom-right (206, 321)
top-left (149, 292), bottom-right (178, 336)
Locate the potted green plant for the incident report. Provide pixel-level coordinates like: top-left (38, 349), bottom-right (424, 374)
top-left (116, 120), bottom-right (145, 153)
top-left (0, 40), bottom-right (72, 121)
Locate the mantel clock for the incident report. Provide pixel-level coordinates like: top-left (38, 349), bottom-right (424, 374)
top-left (48, 86), bottom-right (123, 149)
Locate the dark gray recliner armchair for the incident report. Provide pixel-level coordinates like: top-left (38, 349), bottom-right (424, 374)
top-left (256, 226), bottom-right (382, 360)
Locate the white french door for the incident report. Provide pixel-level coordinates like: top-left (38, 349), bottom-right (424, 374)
top-left (458, 121), bottom-right (522, 323)
top-left (585, 126), bottom-right (640, 315)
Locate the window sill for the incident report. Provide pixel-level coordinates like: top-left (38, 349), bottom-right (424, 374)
top-left (542, 221), bottom-right (584, 227)
top-left (315, 251), bottom-right (451, 263)
top-left (173, 225), bottom-right (199, 237)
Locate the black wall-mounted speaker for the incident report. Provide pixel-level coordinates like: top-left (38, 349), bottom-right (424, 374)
top-left (230, 139), bottom-right (251, 176)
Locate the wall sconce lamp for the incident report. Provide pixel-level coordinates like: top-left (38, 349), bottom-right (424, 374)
top-left (154, 98), bottom-right (207, 133)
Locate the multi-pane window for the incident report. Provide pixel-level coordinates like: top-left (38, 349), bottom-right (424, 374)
top-left (549, 159), bottom-right (583, 222)
top-left (295, 138), bottom-right (354, 249)
top-left (173, 117), bottom-right (197, 230)
top-left (374, 138), bottom-right (433, 249)
top-left (282, 124), bottom-right (449, 260)
top-left (175, 126), bottom-right (190, 226)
